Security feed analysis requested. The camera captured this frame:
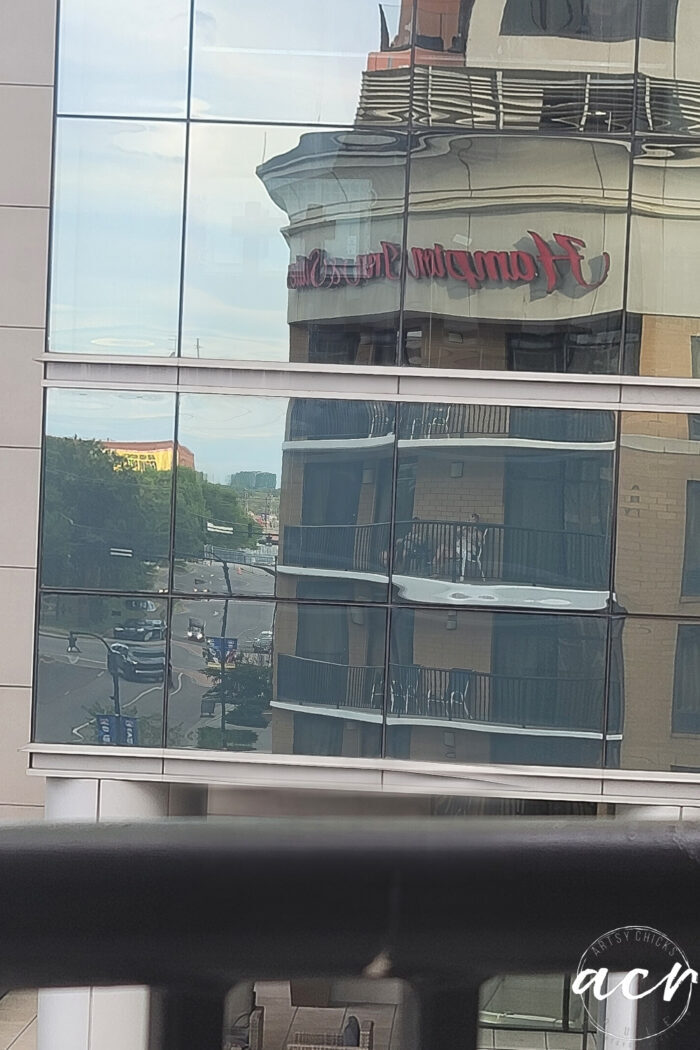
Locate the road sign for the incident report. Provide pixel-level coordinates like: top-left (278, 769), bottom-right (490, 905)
top-left (121, 716), bottom-right (139, 746)
top-left (96, 714), bottom-right (139, 746)
top-left (203, 634), bottom-right (239, 667)
top-left (96, 714), bottom-right (120, 745)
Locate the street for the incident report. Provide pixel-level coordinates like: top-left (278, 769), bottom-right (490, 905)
top-left (36, 590), bottom-right (275, 751)
top-left (175, 558), bottom-right (275, 597)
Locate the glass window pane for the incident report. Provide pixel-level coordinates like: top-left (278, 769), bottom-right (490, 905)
top-left (49, 118), bottom-right (185, 356)
top-left (628, 143), bottom-right (700, 377)
top-left (500, 0), bottom-right (641, 42)
top-left (191, 0), bottom-right (402, 125)
top-left (616, 412), bottom-right (700, 614)
top-left (636, 0), bottom-right (689, 135)
top-left (402, 134), bottom-right (630, 373)
top-left (57, 0), bottom-right (190, 117)
top-left (611, 616), bottom-right (700, 772)
top-left (41, 390), bottom-right (176, 591)
top-left (465, 0), bottom-right (637, 78)
top-left (174, 394), bottom-right (394, 602)
top-left (181, 124), bottom-right (405, 363)
top-left (35, 593), bottom-right (167, 746)
top-left (387, 608), bottom-right (607, 768)
top-left (393, 403), bottom-right (614, 610)
top-left (166, 599), bottom-right (387, 757)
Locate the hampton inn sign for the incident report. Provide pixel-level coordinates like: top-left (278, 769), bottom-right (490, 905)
top-left (287, 231), bottom-right (611, 294)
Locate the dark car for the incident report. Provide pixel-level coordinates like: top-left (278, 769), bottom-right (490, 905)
top-left (113, 618), bottom-right (166, 642)
top-left (110, 643), bottom-right (166, 682)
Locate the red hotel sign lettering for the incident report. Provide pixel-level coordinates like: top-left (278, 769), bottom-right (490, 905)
top-left (287, 231), bottom-right (610, 294)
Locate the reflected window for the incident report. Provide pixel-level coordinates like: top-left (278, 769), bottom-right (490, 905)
top-left (57, 0), bottom-right (190, 117)
top-left (673, 625), bottom-right (700, 734)
top-left (616, 412), bottom-right (700, 613)
top-left (41, 390), bottom-right (176, 591)
top-left (682, 482), bottom-right (700, 595)
top-left (387, 608), bottom-right (607, 768)
top-left (49, 119), bottom-right (185, 356)
top-left (614, 617), bottom-right (700, 771)
top-left (35, 593), bottom-right (167, 746)
top-left (500, 0), bottom-right (676, 42)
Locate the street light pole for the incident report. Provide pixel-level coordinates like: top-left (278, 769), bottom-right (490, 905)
top-left (212, 556), bottom-right (233, 748)
top-left (66, 630), bottom-right (120, 716)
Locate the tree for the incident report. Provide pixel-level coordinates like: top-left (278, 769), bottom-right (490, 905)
top-left (201, 662), bottom-right (272, 738)
top-left (42, 436), bottom-right (166, 591)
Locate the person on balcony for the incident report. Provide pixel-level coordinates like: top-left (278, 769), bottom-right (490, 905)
top-left (459, 513), bottom-right (486, 582)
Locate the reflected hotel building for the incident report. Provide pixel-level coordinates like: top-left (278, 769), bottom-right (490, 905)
top-left (6, 0), bottom-right (700, 1045)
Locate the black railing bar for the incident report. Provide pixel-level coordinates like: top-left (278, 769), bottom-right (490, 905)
top-left (2, 821), bottom-right (700, 990)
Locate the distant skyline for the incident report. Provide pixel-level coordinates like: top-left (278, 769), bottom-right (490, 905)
top-left (46, 388), bottom-right (287, 482)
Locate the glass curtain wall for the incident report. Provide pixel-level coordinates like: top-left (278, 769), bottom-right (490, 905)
top-left (36, 1), bottom-right (700, 772)
top-left (49, 0), bottom-right (700, 378)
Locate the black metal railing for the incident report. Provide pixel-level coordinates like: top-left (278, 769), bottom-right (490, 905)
top-left (288, 400), bottom-right (395, 441)
top-left (389, 664), bottom-right (603, 733)
top-left (282, 523), bottom-right (390, 574)
top-left (398, 404), bottom-right (614, 443)
top-left (4, 821), bottom-right (700, 1050)
top-left (393, 520), bottom-right (608, 589)
top-left (276, 654), bottom-right (384, 711)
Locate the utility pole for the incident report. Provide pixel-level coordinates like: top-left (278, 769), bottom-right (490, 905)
top-left (67, 630), bottom-right (121, 716)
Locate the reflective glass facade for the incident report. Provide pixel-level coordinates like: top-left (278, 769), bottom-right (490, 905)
top-left (48, 0), bottom-right (700, 378)
top-left (34, 0), bottom-right (700, 785)
top-left (32, 389), bottom-right (700, 773)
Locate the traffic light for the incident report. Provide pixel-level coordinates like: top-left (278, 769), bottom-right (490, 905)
top-left (248, 521), bottom-right (254, 538)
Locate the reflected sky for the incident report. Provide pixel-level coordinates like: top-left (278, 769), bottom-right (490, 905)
top-left (191, 0), bottom-right (401, 125)
top-left (46, 389), bottom-right (176, 443)
top-left (49, 119), bottom-right (186, 356)
top-left (178, 394), bottom-right (287, 481)
top-left (181, 124), bottom-right (303, 361)
top-left (58, 0), bottom-right (190, 117)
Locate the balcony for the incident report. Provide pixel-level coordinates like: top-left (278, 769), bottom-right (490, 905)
top-left (288, 400), bottom-right (395, 441)
top-left (282, 523), bottom-right (391, 576)
top-left (274, 655), bottom-right (604, 734)
top-left (389, 664), bottom-right (604, 735)
top-left (394, 519), bottom-right (609, 590)
top-left (398, 404), bottom-right (614, 443)
top-left (276, 654), bottom-right (384, 711)
top-left (281, 520), bottom-right (608, 590)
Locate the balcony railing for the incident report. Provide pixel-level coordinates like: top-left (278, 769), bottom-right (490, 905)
top-left (394, 519), bottom-right (608, 590)
top-left (274, 655), bottom-right (603, 733)
top-left (282, 520), bottom-right (608, 589)
top-left (276, 654), bottom-right (384, 711)
top-left (389, 664), bottom-right (604, 734)
top-left (399, 404), bottom-right (614, 443)
top-left (282, 523), bottom-right (390, 575)
top-left (288, 400), bottom-right (395, 441)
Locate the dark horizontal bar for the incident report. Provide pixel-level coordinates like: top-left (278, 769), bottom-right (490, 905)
top-left (1, 819), bottom-right (700, 991)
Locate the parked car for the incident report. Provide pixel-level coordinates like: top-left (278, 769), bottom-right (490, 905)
top-left (253, 630), bottom-right (273, 653)
top-left (113, 618), bottom-right (166, 642)
top-left (110, 643), bottom-right (166, 682)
